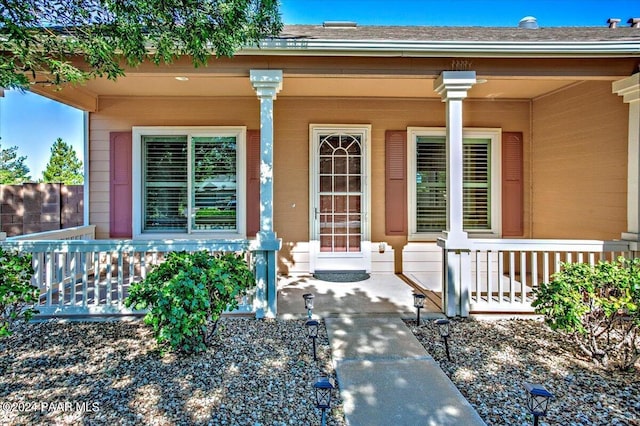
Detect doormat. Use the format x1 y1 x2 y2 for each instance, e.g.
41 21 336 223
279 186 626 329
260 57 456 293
313 271 370 282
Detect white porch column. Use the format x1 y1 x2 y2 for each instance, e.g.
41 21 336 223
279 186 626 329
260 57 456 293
250 69 283 318
434 71 476 317
250 70 283 240
613 73 640 247
434 71 477 245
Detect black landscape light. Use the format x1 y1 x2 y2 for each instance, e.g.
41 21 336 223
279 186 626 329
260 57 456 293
434 318 451 361
303 293 315 318
306 319 319 360
313 376 336 426
413 292 425 325
524 382 554 426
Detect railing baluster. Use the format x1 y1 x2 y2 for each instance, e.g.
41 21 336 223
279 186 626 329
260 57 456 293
509 251 516 303
520 251 527 305
498 251 504 304
486 251 493 305
45 251 53 307
543 252 550 283
531 251 538 304
33 253 43 305
70 249 77 306
57 252 65 306
117 250 124 305
82 252 89 308
93 251 100 306
106 251 113 304
474 250 480 304
141 251 147 280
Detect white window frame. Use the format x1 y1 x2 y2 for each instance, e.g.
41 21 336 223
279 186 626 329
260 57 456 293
132 126 247 240
407 127 502 241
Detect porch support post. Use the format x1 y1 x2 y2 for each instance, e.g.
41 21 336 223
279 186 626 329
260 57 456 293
434 71 476 317
250 69 283 318
613 73 640 249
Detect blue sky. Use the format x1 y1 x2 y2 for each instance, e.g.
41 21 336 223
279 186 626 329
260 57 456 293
1 0 638 179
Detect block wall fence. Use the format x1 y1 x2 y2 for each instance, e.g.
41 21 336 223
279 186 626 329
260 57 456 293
0 184 84 237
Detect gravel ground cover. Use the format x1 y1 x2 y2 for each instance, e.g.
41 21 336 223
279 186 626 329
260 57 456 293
0 318 346 426
3 317 639 426
408 318 640 426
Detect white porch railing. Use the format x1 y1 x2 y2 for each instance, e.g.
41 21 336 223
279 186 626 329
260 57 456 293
5 225 96 241
0 233 277 318
439 238 634 316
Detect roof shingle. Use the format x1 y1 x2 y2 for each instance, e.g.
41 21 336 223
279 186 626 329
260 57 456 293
278 24 640 43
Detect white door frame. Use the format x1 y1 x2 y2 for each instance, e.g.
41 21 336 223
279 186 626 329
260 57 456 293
309 124 372 272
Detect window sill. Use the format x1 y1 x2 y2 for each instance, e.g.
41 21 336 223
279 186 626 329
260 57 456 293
133 232 246 241
408 231 501 242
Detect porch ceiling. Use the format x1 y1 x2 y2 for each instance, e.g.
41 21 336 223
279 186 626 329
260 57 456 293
32 74 579 111
29 54 636 111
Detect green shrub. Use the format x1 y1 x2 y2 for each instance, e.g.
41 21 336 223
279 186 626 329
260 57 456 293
532 257 640 370
195 207 236 218
125 250 255 354
0 247 38 336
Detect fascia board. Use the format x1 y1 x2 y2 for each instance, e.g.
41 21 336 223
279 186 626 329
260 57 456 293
238 38 640 58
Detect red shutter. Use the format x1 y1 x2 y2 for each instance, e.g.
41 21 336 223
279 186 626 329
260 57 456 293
246 130 261 236
385 130 408 236
502 132 524 237
110 132 132 238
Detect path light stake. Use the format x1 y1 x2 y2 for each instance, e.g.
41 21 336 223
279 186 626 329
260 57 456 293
313 376 336 426
413 292 425 325
306 319 319 361
302 293 315 319
524 382 554 426
434 318 451 361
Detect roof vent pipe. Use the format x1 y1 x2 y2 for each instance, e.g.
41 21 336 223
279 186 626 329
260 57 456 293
608 18 621 28
629 18 640 28
518 16 539 29
323 21 357 28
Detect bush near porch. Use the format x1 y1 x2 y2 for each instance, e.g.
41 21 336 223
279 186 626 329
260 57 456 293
124 250 255 354
0 247 38 337
532 257 640 371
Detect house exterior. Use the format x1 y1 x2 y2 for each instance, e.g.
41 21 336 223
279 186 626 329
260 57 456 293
5 20 640 318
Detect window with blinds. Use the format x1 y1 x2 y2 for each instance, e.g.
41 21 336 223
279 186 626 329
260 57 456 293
192 137 237 232
415 135 491 233
143 136 188 232
142 134 238 233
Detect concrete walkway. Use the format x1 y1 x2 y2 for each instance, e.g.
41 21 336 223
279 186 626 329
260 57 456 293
326 316 486 426
277 274 486 426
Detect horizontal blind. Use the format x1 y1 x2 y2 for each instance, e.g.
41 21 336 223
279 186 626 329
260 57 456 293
416 136 447 232
463 138 490 230
143 136 188 232
192 136 238 231
416 136 490 232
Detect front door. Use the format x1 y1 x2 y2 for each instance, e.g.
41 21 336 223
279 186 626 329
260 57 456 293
310 125 371 272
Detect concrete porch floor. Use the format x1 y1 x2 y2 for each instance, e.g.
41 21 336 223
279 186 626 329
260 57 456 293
277 273 442 319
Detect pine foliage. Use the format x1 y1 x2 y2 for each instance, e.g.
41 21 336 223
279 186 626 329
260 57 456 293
42 138 84 184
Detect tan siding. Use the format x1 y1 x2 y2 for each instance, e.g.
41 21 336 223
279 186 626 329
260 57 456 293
532 81 627 239
89 96 531 272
